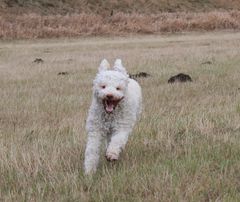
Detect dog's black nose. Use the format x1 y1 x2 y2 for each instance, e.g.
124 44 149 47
106 94 113 99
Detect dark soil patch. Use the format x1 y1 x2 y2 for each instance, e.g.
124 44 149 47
33 58 44 63
168 73 192 83
129 72 151 79
57 71 69 76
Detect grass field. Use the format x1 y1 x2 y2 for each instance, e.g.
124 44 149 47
1 0 240 40
2 0 240 14
1 11 240 39
0 32 240 201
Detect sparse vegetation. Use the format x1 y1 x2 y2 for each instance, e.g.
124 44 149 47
0 32 240 201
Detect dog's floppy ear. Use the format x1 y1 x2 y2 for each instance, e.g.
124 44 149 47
99 59 110 72
113 59 128 75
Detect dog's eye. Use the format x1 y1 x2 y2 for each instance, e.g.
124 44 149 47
101 85 106 89
116 87 121 91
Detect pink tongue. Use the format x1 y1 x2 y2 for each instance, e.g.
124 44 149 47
106 103 114 113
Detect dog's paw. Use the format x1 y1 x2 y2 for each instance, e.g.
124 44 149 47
105 150 119 162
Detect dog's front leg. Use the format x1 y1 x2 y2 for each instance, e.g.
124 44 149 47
84 133 103 175
105 130 130 161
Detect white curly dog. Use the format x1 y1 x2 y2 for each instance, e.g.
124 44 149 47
84 59 142 174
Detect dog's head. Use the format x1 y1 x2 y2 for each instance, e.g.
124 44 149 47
93 59 129 113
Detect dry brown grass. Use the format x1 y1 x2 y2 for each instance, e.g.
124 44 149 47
2 0 240 14
0 32 240 201
1 11 240 39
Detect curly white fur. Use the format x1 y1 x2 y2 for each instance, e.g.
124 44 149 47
84 59 142 174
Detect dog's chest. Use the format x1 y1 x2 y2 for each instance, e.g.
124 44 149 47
99 110 124 132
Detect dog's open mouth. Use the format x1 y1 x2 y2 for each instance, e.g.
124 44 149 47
103 98 123 113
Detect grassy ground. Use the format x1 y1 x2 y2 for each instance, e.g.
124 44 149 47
1 1 240 39
0 32 240 201
2 0 240 39
2 0 240 14
1 11 240 39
